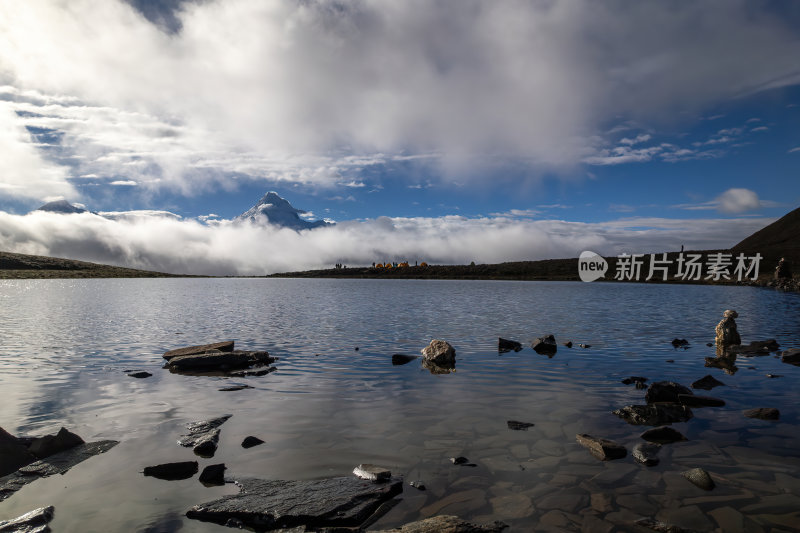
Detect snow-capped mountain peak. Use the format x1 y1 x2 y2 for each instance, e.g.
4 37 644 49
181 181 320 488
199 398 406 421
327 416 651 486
235 191 331 230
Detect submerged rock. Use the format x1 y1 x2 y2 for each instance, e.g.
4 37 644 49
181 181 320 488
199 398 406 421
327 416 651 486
729 339 780 355
671 338 689 347
353 464 391 482
421 340 456 366
0 440 118 502
704 355 738 375
635 517 697 533
199 464 226 486
127 371 152 379
241 436 264 449
682 467 715 491
632 442 661 466
0 428 36 478
498 338 522 352
163 341 235 361
743 407 780 420
691 374 725 390
449 456 476 467
143 461 198 481
370 515 508 532
621 376 648 386
645 381 692 404
185 476 403 530
506 420 535 431
0 506 54 533
28 428 84 460
408 480 426 491
677 394 725 407
178 415 231 458
575 434 627 461
613 404 693 426
715 310 741 348
781 348 800 365
531 335 557 356
391 354 419 366
640 426 687 444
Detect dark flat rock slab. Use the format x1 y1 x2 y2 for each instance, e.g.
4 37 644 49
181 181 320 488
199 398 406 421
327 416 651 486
677 394 725 407
781 348 800 365
163 341 235 361
613 404 693 426
506 420 534 431
640 426 687 444
178 415 231 457
218 385 253 392
0 440 118 502
371 515 508 532
743 407 780 420
143 461 198 480
575 434 626 461
127 371 152 379
186 476 403 530
531 335 557 356
168 351 273 372
353 464 391 481
691 374 725 390
0 505 54 533
28 428 84 460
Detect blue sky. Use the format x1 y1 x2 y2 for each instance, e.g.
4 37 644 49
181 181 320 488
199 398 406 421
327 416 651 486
0 1 798 274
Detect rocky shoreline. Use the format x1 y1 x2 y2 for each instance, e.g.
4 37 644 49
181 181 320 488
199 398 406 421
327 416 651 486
1 311 798 532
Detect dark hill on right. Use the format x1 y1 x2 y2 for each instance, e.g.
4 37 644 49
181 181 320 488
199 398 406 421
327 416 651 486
733 205 800 271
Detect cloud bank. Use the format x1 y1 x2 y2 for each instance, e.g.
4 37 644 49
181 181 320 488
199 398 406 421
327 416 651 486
1 1 799 201
0 211 771 276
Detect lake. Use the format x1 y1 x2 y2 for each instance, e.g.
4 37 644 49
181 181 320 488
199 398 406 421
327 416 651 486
1 278 799 532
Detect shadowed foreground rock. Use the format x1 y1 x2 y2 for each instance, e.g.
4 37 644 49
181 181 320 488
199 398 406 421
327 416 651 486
690 374 725 390
371 515 508 532
613 404 693 425
0 428 36 478
498 338 522 352
186 476 403 530
167 350 274 373
743 407 780 420
0 506 54 533
640 426 687 444
0 440 118 502
682 467 715 491
632 442 661 466
635 517 699 532
782 348 800 365
677 394 725 408
163 341 235 361
645 381 692 404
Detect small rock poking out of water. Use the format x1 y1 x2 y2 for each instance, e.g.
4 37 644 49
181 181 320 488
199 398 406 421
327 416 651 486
782 348 800 366
409 480 426 491
241 436 264 449
0 506 55 532
178 415 232 458
715 309 741 350
766 373 782 378
632 442 661 466
531 335 557 356
671 338 689 348
635 517 696 533
450 456 476 467
421 339 456 366
498 337 522 352
27 427 85 460
218 385 253 392
613 404 693 426
353 464 391 482
682 467 715 491
621 376 648 389
506 420 534 431
163 341 235 360
645 381 692 404
127 371 152 379
575 434 627 461
578 343 591 348
199 464 226 486
640 426 687 444
743 407 780 420
143 461 199 481
677 394 725 408
563 341 573 348
691 374 725 390
391 354 419 366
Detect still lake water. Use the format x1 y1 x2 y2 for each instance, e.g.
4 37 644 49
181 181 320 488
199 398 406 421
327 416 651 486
1 278 799 532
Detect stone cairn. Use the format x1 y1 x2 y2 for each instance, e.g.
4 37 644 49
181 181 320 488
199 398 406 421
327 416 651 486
774 257 792 280
715 309 741 356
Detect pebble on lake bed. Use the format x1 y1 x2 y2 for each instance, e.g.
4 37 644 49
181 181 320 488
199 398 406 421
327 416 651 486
681 467 715 491
575 434 627 461
743 407 780 420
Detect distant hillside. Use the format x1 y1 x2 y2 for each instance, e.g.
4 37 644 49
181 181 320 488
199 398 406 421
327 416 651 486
733 205 800 270
0 251 179 279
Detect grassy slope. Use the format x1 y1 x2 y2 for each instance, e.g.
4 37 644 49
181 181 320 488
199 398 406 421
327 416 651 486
0 251 179 279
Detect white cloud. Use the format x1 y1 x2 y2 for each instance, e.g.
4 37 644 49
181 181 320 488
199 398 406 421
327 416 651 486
110 180 137 186
0 210 773 276
789 147 800 153
673 187 764 214
0 1 799 200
